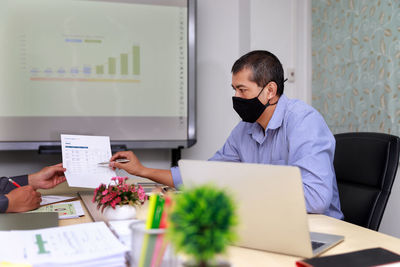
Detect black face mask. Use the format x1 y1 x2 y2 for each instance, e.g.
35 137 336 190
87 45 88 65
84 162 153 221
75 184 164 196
232 87 277 123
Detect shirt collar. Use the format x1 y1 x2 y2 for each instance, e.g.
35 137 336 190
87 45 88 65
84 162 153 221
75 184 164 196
245 94 288 142
266 94 288 130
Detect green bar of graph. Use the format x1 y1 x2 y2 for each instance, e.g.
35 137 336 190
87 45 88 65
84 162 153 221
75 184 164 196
96 65 104 74
108 57 116 75
132 46 140 75
120 54 128 75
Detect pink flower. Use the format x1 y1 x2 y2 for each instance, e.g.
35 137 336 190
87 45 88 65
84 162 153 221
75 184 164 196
93 177 147 212
123 184 129 192
138 188 146 201
117 177 124 184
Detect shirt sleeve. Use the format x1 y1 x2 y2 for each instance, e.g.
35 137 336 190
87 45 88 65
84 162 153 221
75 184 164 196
170 166 183 188
1 175 28 194
170 123 243 188
209 125 241 162
0 175 29 213
0 195 9 213
286 108 336 214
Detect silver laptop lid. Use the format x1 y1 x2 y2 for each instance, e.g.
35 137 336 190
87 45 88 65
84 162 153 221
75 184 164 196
178 160 315 258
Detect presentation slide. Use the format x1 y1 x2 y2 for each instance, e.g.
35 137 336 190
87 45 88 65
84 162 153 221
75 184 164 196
0 0 187 117
0 0 190 143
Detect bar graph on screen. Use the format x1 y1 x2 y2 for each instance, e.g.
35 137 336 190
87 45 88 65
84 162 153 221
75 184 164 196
28 36 142 83
0 0 195 149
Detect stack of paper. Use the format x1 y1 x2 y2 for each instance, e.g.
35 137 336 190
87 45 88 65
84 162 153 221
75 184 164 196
40 195 78 206
0 222 128 267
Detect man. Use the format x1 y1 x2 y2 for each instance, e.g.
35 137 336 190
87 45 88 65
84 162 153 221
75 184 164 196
110 50 343 219
0 164 66 213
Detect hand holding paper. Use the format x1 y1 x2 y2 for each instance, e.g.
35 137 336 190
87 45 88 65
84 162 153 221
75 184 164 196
28 163 66 190
61 134 116 188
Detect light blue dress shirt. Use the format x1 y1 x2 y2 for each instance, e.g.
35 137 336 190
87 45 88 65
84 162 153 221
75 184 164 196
171 94 343 219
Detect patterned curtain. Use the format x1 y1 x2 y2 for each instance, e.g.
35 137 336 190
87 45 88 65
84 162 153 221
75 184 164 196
311 0 400 135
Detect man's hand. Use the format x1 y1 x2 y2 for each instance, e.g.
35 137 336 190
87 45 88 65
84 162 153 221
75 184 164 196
28 163 67 190
5 186 42 212
110 151 174 187
109 151 145 176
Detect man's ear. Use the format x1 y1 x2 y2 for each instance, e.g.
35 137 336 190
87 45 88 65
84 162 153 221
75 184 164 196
265 81 278 100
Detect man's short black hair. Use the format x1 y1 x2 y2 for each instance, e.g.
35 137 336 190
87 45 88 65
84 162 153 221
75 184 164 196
231 50 285 96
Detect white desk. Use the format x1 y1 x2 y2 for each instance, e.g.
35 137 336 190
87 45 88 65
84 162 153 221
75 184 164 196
61 195 400 266
227 215 400 266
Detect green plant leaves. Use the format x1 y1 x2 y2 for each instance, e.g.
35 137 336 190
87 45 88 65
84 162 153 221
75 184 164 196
168 185 237 264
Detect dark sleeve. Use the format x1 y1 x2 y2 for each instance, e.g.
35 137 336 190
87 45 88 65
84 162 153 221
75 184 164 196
0 195 9 213
0 175 29 194
0 175 28 213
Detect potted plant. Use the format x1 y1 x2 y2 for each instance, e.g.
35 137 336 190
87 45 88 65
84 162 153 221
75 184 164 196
168 184 237 267
92 176 147 220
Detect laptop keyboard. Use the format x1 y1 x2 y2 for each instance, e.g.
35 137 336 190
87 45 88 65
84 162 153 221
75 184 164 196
311 241 326 250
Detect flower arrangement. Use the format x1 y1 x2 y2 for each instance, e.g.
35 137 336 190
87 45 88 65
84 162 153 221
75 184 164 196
168 184 237 267
92 176 147 212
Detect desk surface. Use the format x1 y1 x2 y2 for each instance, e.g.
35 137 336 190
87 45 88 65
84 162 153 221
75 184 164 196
60 195 400 266
227 215 400 266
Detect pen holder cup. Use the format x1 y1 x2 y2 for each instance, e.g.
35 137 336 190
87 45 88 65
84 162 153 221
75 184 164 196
130 220 178 267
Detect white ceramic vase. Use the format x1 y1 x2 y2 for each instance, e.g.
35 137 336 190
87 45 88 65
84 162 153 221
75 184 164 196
103 205 137 221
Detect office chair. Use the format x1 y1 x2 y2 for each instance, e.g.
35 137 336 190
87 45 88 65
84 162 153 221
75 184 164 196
333 132 400 231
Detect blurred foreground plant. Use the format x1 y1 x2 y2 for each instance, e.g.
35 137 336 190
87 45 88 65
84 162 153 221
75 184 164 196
168 185 237 267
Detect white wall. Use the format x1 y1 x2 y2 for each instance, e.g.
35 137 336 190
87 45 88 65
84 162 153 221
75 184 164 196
182 0 312 161
182 0 242 160
249 0 311 104
378 171 400 237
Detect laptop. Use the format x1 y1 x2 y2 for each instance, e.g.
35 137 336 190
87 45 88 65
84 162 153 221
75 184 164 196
178 160 344 258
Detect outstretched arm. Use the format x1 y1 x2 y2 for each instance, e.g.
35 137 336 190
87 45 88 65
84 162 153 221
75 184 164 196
110 151 174 187
28 163 67 190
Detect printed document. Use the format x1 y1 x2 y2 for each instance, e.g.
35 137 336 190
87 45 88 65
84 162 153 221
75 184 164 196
61 134 116 188
40 195 77 206
0 222 128 266
30 201 85 219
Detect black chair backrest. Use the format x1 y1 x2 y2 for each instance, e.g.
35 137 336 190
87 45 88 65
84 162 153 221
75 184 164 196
334 132 400 231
